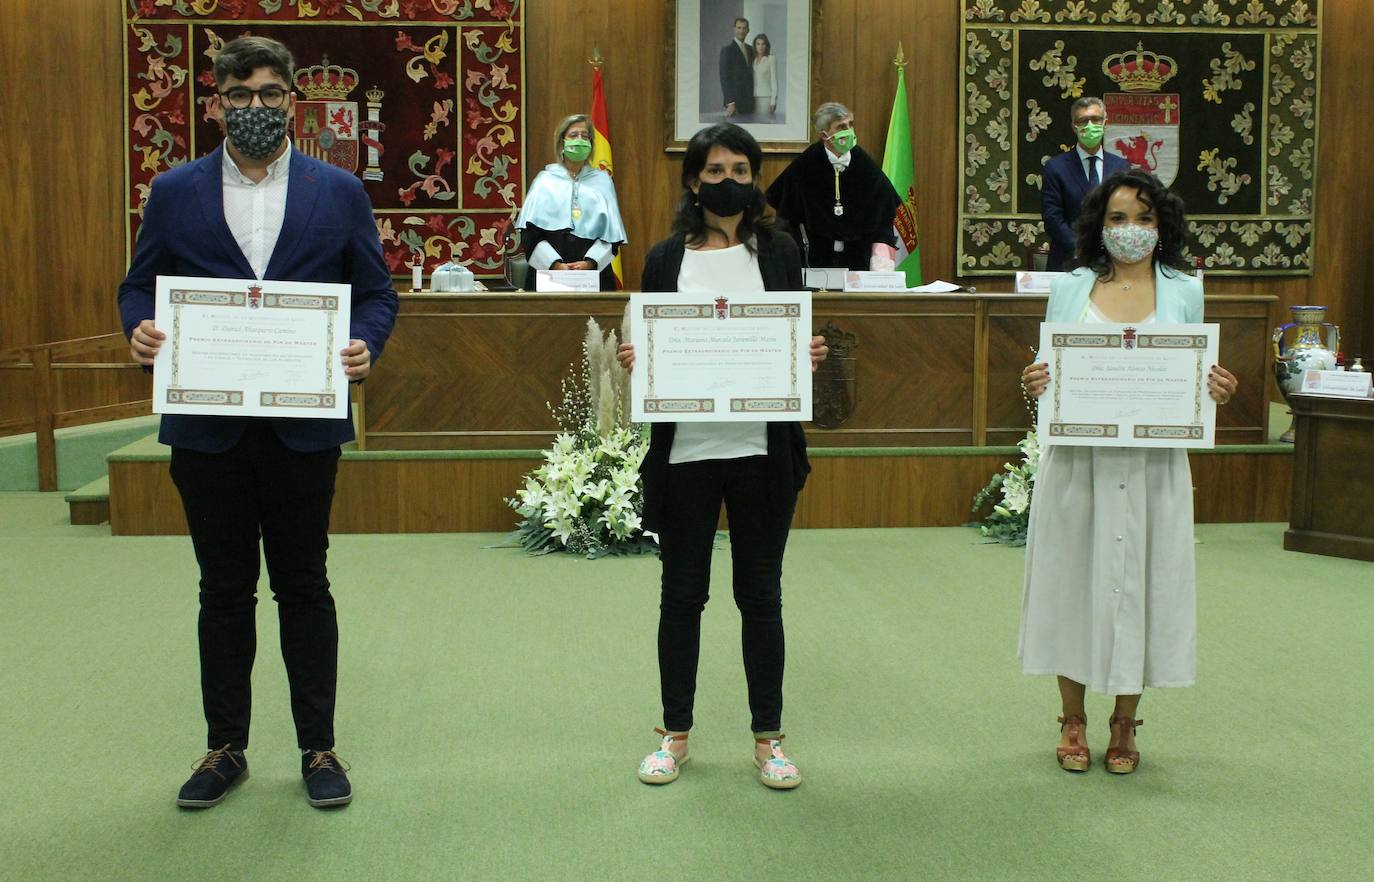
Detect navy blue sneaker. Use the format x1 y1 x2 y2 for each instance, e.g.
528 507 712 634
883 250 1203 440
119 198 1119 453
176 746 248 808
302 750 352 808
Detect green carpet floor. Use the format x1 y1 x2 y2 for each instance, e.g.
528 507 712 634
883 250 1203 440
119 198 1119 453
1 492 1370 881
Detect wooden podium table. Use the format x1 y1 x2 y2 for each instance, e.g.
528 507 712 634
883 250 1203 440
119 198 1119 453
107 291 1293 535
359 291 1276 450
1284 394 1374 561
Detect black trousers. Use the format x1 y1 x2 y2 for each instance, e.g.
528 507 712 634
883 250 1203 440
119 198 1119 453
657 455 796 734
169 422 342 751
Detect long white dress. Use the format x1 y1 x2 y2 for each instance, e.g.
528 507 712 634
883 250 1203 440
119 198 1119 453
1018 302 1197 695
752 56 776 109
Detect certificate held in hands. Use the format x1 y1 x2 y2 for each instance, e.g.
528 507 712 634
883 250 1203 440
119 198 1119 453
630 291 812 423
153 275 352 420
1036 322 1220 449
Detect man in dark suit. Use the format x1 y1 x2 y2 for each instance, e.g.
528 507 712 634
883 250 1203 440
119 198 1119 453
118 36 397 810
719 16 754 120
1040 96 1130 270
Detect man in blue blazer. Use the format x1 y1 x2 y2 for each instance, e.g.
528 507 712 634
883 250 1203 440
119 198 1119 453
118 36 397 811
1040 96 1130 270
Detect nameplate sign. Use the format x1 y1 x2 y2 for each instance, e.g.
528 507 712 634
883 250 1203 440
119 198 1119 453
1015 271 1066 294
844 271 909 292
535 270 600 292
1301 370 1373 399
803 267 847 291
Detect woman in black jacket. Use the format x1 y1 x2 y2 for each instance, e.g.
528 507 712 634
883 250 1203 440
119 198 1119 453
617 123 827 790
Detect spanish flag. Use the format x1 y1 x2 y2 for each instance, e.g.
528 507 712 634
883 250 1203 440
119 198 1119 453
589 65 624 289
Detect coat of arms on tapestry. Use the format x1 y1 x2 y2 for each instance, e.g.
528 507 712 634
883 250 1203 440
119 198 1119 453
959 0 1319 275
123 0 524 280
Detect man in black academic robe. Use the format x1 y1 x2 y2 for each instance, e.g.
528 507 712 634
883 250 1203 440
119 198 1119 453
766 102 902 271
719 17 754 119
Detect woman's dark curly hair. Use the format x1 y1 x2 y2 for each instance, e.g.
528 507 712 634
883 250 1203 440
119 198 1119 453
1074 168 1190 279
672 123 773 253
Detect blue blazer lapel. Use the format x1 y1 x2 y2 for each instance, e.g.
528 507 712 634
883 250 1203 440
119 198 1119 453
264 149 322 281
194 144 255 279
1069 155 1091 201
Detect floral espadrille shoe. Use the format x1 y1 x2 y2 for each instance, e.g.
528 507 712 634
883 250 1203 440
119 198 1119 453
637 728 689 785
754 735 801 790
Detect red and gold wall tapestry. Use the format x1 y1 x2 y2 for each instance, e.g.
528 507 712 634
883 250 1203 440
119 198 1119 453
123 0 524 279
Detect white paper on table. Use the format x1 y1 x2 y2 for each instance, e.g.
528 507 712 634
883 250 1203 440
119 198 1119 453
629 291 812 423
535 269 600 292
907 280 965 293
843 271 909 291
1036 321 1219 449
153 275 351 419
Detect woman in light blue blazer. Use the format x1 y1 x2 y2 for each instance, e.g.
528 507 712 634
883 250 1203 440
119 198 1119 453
1019 170 1237 775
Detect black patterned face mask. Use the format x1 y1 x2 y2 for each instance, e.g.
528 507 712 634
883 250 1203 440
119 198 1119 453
223 106 287 160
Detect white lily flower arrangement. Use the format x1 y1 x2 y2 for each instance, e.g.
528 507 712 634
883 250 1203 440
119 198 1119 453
505 318 657 558
971 429 1040 546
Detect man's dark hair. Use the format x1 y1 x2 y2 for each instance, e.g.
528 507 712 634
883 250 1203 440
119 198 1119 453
1075 169 1191 278
734 17 749 27
213 36 294 88
672 123 772 254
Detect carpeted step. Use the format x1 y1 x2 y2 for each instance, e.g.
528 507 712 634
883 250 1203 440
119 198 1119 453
64 475 110 525
0 415 160 492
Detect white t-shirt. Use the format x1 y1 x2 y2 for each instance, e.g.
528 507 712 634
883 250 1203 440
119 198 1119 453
669 244 769 464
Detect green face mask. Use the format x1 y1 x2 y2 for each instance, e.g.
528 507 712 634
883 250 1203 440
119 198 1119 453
1076 122 1104 149
563 138 592 162
829 128 857 154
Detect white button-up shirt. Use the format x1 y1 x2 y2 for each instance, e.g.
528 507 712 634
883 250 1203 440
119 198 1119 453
222 144 291 279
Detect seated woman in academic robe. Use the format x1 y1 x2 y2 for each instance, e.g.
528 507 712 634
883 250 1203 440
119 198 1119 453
514 114 627 291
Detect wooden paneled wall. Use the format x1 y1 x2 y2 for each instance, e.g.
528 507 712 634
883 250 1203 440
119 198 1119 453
2 0 1371 428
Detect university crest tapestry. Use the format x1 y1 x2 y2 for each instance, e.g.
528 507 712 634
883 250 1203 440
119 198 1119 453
123 0 524 279
959 0 1320 275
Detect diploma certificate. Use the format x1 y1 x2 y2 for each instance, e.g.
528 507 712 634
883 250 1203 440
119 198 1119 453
630 292 812 423
1036 322 1220 449
153 275 351 419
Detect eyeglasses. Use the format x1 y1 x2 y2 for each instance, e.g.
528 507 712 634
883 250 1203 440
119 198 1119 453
218 86 290 109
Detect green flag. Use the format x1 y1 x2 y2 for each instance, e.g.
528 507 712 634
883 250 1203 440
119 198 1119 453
881 65 922 286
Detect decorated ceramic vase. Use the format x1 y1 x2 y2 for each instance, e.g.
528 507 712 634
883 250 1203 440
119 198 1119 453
1272 305 1340 442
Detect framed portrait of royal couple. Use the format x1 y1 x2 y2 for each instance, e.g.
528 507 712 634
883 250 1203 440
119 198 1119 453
666 0 822 152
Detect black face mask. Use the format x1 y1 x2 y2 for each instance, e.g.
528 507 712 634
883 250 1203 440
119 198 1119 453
696 179 755 217
224 106 288 161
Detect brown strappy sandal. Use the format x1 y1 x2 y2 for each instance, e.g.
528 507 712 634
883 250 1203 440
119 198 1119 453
1056 714 1090 772
1105 716 1143 774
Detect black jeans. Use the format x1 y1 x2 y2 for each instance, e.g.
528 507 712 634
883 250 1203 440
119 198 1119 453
169 422 342 751
657 455 796 734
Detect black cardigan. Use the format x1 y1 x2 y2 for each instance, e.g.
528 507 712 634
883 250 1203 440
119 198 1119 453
638 231 812 533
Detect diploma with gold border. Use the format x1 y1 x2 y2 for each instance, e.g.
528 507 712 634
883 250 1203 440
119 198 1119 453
1036 321 1220 449
152 275 351 420
630 291 812 423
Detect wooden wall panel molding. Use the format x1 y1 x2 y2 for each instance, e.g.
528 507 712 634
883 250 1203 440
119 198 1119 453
107 446 1289 535
361 292 1275 450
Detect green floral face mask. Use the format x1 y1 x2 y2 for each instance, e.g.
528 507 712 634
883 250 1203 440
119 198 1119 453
1076 122 1105 149
563 138 592 162
829 128 857 154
